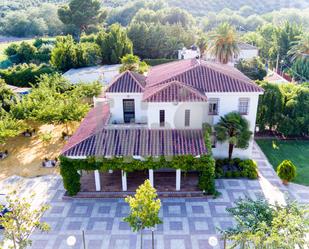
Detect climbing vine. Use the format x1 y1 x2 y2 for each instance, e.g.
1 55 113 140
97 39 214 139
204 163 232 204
60 124 216 196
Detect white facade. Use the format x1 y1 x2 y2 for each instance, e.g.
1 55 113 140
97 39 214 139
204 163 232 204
178 47 200 60
104 91 261 159
234 48 259 61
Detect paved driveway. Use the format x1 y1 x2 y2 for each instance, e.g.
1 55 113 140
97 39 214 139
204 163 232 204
0 141 308 249
27 177 264 249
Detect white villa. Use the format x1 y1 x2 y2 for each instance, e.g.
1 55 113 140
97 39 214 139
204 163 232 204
62 59 263 192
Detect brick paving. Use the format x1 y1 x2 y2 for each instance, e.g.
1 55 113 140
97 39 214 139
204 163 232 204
0 141 308 249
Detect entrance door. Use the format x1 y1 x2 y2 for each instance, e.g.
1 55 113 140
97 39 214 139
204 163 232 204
123 99 135 123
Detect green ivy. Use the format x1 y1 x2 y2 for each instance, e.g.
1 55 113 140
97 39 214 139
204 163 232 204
60 125 216 196
60 154 216 196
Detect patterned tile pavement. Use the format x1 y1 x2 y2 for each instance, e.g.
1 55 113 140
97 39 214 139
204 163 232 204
0 141 308 249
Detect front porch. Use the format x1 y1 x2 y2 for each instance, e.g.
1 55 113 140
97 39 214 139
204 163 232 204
78 169 201 197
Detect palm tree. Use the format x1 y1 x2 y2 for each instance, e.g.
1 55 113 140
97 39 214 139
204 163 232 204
288 33 309 61
214 112 252 160
207 23 239 64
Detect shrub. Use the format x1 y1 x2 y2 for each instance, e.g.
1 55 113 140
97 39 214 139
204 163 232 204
239 159 258 179
0 63 55 87
143 58 176 66
277 160 296 183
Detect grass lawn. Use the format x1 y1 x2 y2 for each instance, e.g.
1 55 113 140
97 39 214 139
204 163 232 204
256 139 309 186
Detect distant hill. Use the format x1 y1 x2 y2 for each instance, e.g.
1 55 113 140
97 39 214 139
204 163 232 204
167 0 309 16
0 0 66 16
102 0 309 16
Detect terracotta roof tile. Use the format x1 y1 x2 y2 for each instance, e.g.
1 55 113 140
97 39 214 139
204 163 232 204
106 70 146 93
63 128 207 157
61 103 110 155
143 81 207 102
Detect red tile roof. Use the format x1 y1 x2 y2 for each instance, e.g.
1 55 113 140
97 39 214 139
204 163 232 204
146 59 263 93
106 70 146 93
143 81 207 102
63 128 207 157
61 103 110 155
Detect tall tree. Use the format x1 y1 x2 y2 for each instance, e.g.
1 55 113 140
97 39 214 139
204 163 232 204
58 0 102 40
124 180 162 249
50 35 76 72
96 24 133 64
288 33 309 62
215 112 252 160
0 193 50 249
256 81 284 132
207 23 239 64
222 198 309 249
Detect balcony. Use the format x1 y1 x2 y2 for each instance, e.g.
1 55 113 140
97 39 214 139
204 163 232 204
105 116 147 129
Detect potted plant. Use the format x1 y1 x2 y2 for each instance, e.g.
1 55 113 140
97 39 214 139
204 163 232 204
276 160 296 185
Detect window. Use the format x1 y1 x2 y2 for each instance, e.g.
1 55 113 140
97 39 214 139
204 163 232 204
239 98 249 115
159 110 165 127
185 109 190 127
123 99 135 123
208 98 219 115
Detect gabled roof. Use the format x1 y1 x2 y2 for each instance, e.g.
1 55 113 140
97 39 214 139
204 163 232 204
143 81 207 102
62 128 207 157
238 42 258 50
146 59 263 93
106 70 146 93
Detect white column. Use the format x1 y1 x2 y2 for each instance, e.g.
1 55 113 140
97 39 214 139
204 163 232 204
121 170 127 191
94 170 101 191
176 169 181 191
149 169 154 187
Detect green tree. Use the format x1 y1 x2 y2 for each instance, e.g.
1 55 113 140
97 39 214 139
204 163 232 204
0 111 25 144
119 54 148 74
58 0 102 40
288 33 309 62
207 22 239 64
214 112 252 160
11 74 90 132
0 192 50 249
256 81 284 132
50 35 76 72
236 58 267 80
0 79 15 111
222 198 309 249
96 24 133 64
124 180 162 249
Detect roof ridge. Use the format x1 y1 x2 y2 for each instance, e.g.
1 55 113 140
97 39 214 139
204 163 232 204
148 59 199 87
143 80 207 102
127 70 145 90
105 70 126 92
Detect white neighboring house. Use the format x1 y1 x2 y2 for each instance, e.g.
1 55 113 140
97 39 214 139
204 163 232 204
63 64 121 85
178 45 200 60
234 43 259 61
63 59 263 161
205 42 259 65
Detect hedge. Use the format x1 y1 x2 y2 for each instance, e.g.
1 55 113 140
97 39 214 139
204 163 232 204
215 158 258 179
60 155 216 196
0 63 55 87
143 58 176 66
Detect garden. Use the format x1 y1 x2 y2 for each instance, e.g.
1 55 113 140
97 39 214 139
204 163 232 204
256 139 309 186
